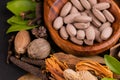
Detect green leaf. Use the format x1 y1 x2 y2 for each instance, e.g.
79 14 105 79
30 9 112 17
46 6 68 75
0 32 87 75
7 16 28 25
7 0 36 15
6 24 37 34
104 55 120 75
101 78 116 80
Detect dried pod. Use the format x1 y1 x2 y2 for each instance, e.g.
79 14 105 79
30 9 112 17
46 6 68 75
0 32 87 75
93 2 110 10
27 38 51 59
60 2 72 17
70 0 84 11
80 0 91 10
14 30 30 55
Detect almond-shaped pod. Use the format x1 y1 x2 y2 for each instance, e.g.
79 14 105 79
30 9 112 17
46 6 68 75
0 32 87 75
101 26 113 40
70 37 83 45
14 30 30 55
92 8 106 23
53 16 63 30
66 24 77 37
103 10 115 23
85 26 95 40
80 0 91 10
99 22 111 32
70 0 84 11
59 26 69 40
93 2 110 10
60 2 72 17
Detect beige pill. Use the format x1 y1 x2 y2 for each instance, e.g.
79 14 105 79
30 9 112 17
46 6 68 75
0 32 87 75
53 16 63 30
103 10 115 23
59 26 69 40
64 13 80 24
80 0 91 10
70 6 79 14
84 39 94 45
93 2 110 10
101 26 113 40
99 22 111 32
92 8 106 23
88 0 97 6
87 10 101 27
76 30 85 39
74 15 92 23
85 26 95 40
74 22 90 29
66 24 77 37
60 2 72 17
70 37 83 45
70 0 84 11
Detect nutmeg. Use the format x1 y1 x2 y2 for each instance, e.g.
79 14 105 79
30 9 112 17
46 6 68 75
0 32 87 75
14 30 30 55
27 38 51 59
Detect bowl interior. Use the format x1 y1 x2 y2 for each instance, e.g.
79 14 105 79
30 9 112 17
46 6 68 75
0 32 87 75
44 0 120 56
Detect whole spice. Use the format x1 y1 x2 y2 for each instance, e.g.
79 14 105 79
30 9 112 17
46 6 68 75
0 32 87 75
31 26 47 39
10 56 48 80
14 30 30 57
21 57 45 67
27 38 51 59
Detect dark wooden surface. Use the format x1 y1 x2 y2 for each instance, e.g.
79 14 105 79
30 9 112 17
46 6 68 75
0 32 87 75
0 0 26 80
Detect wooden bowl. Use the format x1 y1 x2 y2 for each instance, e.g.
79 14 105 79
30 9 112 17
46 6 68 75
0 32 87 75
44 0 120 56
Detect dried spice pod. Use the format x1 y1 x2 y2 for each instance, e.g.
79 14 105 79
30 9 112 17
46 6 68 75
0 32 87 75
14 30 30 56
27 38 51 59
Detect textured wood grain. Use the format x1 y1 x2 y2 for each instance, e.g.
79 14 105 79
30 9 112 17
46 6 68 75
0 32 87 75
44 0 120 56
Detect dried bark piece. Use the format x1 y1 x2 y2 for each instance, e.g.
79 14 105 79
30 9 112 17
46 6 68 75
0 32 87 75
18 73 41 80
21 57 45 67
76 60 113 78
45 56 68 80
10 56 48 80
53 52 105 69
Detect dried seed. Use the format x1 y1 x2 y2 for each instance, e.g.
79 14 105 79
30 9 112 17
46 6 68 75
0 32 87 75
53 16 63 30
74 22 90 29
70 0 84 11
74 15 92 23
60 2 72 17
64 13 80 24
76 30 85 40
14 30 30 55
88 0 97 6
70 37 83 45
85 26 95 40
93 2 110 10
66 24 77 37
101 26 113 40
87 10 102 27
84 39 94 45
70 6 79 14
80 0 91 10
103 10 115 23
59 26 69 40
99 22 111 32
93 26 102 42
92 8 106 23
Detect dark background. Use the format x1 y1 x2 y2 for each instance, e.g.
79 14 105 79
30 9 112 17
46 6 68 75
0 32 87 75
0 0 26 80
